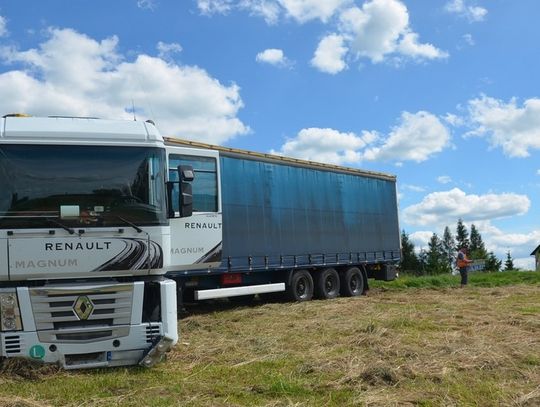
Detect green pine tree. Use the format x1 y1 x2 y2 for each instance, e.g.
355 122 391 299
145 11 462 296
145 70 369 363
485 251 502 272
504 251 515 271
469 224 488 259
426 233 448 274
400 230 420 275
418 249 428 276
441 226 456 271
456 219 469 251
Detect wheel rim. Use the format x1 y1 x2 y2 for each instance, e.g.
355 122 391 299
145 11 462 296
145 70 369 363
350 274 361 294
325 276 336 295
296 277 307 298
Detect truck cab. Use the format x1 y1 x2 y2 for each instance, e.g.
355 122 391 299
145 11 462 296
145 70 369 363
0 116 177 368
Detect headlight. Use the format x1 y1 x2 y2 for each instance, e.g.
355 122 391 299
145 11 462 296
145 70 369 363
0 290 22 331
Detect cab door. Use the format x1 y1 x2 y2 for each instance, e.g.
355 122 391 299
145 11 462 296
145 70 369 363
0 231 8 281
166 146 222 271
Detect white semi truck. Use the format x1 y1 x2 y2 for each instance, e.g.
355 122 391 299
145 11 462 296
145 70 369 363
0 115 400 369
0 115 213 369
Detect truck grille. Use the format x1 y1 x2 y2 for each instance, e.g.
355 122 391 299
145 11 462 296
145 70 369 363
29 283 134 343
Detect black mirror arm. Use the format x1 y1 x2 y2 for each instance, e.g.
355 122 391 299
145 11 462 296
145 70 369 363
166 181 176 218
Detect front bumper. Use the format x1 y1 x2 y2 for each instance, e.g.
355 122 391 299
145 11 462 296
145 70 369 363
0 323 173 369
0 278 178 369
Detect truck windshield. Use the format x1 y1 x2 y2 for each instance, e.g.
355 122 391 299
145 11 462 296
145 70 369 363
0 145 167 229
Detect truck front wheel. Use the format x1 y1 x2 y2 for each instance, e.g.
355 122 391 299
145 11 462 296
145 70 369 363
340 267 365 297
315 268 340 299
287 269 314 302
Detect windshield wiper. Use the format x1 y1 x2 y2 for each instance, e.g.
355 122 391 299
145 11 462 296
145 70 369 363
114 215 143 233
1 214 78 234
46 218 77 235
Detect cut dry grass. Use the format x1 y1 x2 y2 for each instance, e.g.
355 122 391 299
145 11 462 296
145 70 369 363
0 358 61 380
0 283 538 406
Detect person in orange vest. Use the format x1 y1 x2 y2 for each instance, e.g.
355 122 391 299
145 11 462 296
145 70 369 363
457 246 473 287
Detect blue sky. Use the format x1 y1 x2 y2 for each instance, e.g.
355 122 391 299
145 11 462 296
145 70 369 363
1 0 539 268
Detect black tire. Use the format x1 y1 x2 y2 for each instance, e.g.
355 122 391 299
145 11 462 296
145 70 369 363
340 267 365 297
287 269 314 302
314 268 340 299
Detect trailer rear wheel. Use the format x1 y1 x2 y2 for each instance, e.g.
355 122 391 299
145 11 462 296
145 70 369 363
340 267 364 297
287 269 314 302
315 268 340 299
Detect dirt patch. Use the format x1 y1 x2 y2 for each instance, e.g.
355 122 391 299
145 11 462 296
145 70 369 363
360 366 399 386
0 396 52 407
0 358 60 381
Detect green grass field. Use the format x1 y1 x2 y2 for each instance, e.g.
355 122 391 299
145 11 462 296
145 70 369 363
371 269 540 289
0 271 539 406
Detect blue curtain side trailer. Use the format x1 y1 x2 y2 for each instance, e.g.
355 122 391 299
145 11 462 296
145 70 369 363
165 138 401 303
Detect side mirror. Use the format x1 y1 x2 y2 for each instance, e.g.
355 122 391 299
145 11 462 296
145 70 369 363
180 165 194 182
179 165 194 218
166 165 195 219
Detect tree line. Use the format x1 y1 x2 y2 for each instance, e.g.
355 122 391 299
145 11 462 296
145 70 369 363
400 219 516 275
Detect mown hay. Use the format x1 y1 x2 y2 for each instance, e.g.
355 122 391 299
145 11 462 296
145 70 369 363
0 285 538 406
0 396 52 407
0 358 60 381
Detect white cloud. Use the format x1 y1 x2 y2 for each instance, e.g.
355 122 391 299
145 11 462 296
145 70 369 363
311 34 348 74
475 222 539 269
277 0 352 23
339 1 406 63
137 0 157 11
487 226 540 251
339 0 447 63
197 0 233 15
513 257 534 271
0 28 249 144
462 33 475 46
467 6 488 22
444 0 463 13
242 1 282 24
409 231 433 251
397 32 448 60
402 188 530 227
437 176 452 184
156 41 182 59
271 127 376 165
198 0 446 72
362 111 451 163
256 48 291 67
272 110 451 165
444 0 487 23
0 15 7 37
444 113 464 127
197 0 350 23
467 95 540 158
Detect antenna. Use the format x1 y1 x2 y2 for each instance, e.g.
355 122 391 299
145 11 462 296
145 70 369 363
133 76 156 126
131 99 136 121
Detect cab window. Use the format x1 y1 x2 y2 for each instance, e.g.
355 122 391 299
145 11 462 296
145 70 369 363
169 155 218 213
